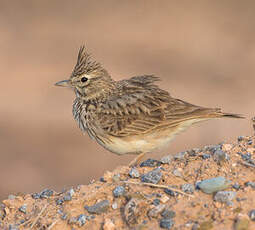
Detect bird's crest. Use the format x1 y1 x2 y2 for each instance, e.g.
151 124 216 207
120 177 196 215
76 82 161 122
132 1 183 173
71 45 103 77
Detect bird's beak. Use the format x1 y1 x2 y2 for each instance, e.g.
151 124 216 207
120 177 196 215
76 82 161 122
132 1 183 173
55 79 70 87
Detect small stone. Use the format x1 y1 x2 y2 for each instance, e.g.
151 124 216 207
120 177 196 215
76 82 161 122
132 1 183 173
160 195 169 203
140 158 161 167
77 214 86 227
207 144 222 153
172 168 182 177
103 218 115 230
214 191 236 203
249 209 255 221
152 198 160 206
141 168 162 184
113 186 125 197
181 184 194 194
111 202 118 209
245 182 255 189
247 139 253 145
232 182 240 190
148 204 166 218
164 187 179 197
161 209 176 219
198 177 231 194
213 149 229 162
100 177 107 182
159 218 174 229
61 213 68 220
32 193 40 199
112 174 120 182
238 136 245 142
202 154 211 159
40 189 54 198
56 198 64 205
85 200 110 214
18 204 27 214
234 218 249 230
240 153 251 161
129 168 140 178
160 155 173 164
174 151 187 160
64 188 75 201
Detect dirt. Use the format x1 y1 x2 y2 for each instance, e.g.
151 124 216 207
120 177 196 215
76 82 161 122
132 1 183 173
1 135 255 230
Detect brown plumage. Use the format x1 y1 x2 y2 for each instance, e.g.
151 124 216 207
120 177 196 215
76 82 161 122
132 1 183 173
55 46 244 161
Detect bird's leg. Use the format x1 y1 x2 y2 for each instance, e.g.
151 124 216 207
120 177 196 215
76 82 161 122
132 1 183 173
128 152 145 167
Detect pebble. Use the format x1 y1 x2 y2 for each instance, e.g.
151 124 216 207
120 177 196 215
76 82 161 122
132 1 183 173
181 184 194 194
238 136 245 142
18 204 27 214
85 200 110 214
198 176 231 194
232 182 241 190
249 209 255 221
148 204 166 218
159 218 174 229
31 193 41 199
64 188 75 201
174 151 187 160
213 149 230 162
214 191 236 204
56 198 64 205
141 168 162 184
140 158 161 167
112 174 120 182
202 154 211 159
77 214 86 227
207 144 222 153
40 189 54 198
240 153 251 161
61 213 68 220
245 182 255 189
129 168 140 178
172 169 182 177
161 209 176 219
111 202 118 209
113 186 125 197
152 198 161 206
160 155 172 164
164 188 179 197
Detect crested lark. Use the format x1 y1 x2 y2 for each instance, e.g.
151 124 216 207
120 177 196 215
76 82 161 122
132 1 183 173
55 46 244 165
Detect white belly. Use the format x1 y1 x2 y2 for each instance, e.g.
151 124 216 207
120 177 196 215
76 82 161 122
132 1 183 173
102 118 208 155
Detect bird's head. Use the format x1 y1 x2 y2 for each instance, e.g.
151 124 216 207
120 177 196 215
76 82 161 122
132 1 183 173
55 46 114 101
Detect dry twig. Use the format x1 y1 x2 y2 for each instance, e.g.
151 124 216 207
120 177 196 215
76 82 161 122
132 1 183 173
123 181 194 198
30 204 48 229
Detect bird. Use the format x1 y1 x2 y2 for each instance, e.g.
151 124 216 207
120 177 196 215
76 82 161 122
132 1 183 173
55 46 244 166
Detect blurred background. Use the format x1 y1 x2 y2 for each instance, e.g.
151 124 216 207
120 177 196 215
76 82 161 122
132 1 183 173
0 0 254 200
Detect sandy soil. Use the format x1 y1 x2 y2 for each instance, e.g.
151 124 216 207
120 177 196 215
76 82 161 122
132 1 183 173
1 135 255 230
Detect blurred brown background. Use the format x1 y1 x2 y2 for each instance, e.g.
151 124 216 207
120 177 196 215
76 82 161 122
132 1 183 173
0 0 254 200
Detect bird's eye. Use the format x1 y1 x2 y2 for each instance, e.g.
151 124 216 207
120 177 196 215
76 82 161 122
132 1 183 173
80 77 88 83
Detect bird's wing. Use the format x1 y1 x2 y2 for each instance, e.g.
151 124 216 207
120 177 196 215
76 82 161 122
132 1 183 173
95 75 207 137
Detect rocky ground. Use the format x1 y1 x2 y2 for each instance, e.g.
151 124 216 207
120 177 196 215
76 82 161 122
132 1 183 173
1 135 255 230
